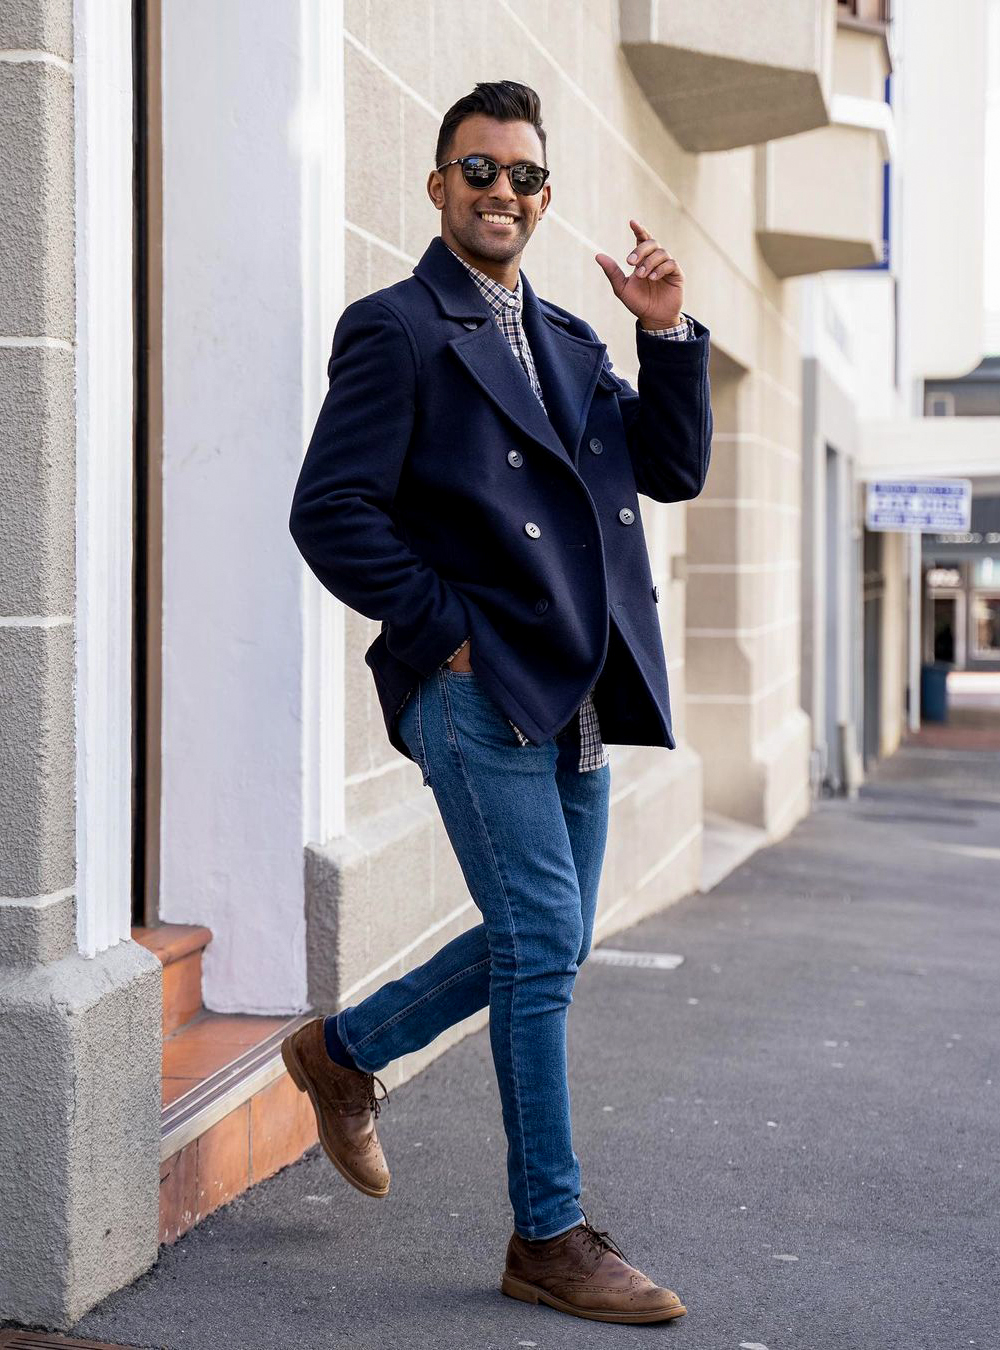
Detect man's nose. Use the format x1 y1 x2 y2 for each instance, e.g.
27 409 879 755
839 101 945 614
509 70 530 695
492 168 519 200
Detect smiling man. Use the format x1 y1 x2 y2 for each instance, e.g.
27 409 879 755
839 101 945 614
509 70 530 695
286 81 712 1324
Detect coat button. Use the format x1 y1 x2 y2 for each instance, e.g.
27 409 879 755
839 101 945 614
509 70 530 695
507 449 523 467
619 507 635 525
589 437 603 454
534 598 549 614
524 521 541 538
462 320 479 330
652 584 660 603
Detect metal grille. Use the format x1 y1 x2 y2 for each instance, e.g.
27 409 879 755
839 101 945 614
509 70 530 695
0 1333 136 1349
588 948 684 971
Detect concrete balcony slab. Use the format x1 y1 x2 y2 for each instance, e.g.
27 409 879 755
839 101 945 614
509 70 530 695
620 0 835 152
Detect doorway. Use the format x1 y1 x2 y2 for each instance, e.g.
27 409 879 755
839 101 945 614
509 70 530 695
131 0 163 927
932 595 958 664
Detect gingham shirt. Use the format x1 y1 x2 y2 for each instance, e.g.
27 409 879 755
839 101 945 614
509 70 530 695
444 248 694 771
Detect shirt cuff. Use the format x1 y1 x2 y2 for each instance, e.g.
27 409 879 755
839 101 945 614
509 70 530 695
642 315 695 341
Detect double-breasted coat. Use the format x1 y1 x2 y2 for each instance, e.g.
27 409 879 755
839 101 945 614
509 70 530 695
289 236 713 763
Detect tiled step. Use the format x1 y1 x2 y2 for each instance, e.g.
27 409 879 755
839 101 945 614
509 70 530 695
158 1011 317 1244
133 923 213 1036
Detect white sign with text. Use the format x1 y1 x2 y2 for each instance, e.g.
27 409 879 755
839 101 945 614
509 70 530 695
865 479 972 533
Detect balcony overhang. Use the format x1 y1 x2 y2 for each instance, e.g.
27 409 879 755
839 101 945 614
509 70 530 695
619 0 835 152
857 417 1000 482
755 21 892 279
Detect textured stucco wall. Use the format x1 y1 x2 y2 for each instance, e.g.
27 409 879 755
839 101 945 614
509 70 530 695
0 0 163 1328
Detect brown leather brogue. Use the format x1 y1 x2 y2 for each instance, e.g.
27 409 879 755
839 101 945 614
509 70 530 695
501 1217 687 1324
280 1018 390 1197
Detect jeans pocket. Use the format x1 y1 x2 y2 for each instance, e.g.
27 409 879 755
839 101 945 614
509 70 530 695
440 666 529 751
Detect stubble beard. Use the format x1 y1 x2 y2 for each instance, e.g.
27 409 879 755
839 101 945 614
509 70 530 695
447 205 531 267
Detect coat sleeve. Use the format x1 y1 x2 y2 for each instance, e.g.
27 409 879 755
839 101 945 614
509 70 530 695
600 316 713 504
289 297 471 677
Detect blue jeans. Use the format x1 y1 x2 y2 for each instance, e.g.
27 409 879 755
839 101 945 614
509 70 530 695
330 665 611 1240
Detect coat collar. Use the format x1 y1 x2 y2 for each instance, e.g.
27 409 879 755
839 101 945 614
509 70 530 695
413 238 607 469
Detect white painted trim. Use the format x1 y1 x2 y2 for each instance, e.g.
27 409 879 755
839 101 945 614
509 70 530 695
73 0 135 958
300 0 347 844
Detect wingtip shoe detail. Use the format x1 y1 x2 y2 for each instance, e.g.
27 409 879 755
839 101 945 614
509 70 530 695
281 1018 391 1198
501 1218 687 1324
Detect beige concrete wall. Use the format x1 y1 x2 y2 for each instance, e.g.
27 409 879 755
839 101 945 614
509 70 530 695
323 0 813 1022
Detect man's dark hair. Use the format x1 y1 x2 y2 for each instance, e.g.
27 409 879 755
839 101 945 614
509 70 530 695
435 81 547 168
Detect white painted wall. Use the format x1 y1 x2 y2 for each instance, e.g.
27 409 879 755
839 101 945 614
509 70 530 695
895 0 988 381
159 0 344 1012
824 271 898 422
984 0 1000 355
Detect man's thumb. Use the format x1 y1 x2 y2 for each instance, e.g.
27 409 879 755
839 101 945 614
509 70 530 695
595 253 626 296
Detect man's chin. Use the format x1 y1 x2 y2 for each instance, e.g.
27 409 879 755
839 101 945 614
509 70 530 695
454 223 529 264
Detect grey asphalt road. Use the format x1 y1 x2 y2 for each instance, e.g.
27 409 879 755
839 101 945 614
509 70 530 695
75 744 1000 1350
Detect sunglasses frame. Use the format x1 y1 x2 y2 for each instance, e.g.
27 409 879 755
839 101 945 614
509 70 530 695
435 154 551 196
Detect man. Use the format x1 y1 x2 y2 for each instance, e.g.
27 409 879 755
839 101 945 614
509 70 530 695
285 81 711 1325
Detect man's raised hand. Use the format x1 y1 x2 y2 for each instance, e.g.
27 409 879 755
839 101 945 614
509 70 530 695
595 219 686 331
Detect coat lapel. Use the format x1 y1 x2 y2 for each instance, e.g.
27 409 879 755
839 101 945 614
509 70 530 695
519 274 607 465
413 238 606 471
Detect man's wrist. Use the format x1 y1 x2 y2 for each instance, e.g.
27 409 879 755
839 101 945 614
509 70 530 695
640 314 684 332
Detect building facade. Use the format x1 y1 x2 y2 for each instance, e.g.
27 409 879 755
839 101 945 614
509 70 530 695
0 0 988 1327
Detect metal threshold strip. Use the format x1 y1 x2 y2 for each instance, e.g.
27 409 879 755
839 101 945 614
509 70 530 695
160 1013 310 1162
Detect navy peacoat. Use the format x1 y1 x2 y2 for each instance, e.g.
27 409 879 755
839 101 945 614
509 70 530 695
289 236 713 762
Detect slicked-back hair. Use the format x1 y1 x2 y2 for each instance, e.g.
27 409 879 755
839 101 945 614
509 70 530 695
435 81 547 168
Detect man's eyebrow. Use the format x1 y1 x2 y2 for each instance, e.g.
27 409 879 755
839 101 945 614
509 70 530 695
462 150 541 163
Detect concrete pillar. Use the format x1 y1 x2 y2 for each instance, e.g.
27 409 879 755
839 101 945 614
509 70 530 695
0 0 161 1327
685 342 812 838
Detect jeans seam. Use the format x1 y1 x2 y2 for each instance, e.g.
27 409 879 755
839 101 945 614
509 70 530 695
350 956 491 1051
414 674 430 784
441 675 536 1233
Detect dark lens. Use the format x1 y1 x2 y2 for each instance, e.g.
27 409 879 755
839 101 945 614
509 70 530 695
462 156 498 187
510 164 547 195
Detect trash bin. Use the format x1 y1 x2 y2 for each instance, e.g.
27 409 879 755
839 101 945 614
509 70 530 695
920 663 950 723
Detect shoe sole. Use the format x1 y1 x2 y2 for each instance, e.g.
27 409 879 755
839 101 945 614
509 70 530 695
500 1273 687 1324
280 1034 390 1199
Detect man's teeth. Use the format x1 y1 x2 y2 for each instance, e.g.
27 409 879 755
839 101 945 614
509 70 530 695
481 213 515 224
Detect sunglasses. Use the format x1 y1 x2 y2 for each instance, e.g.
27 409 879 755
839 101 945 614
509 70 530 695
435 154 550 196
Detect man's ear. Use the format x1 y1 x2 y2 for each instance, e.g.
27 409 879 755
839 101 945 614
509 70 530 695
537 183 551 218
427 170 445 211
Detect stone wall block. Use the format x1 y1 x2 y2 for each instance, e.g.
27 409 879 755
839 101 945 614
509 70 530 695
0 621 75 897
0 60 75 338
0 346 75 614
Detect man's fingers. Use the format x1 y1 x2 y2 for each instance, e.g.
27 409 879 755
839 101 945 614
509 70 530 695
632 247 670 277
648 259 681 282
595 252 627 295
630 218 651 245
626 239 660 267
